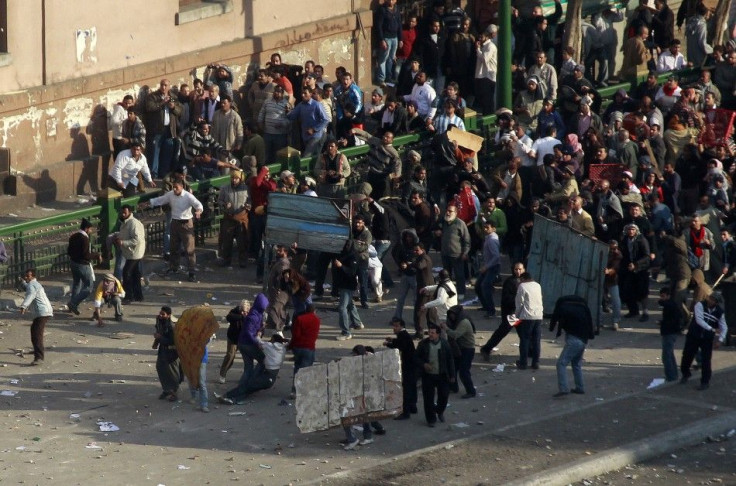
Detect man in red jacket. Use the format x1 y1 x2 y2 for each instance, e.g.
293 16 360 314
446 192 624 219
248 165 278 280
288 303 320 397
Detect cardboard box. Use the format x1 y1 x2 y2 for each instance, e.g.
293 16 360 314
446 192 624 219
447 126 484 153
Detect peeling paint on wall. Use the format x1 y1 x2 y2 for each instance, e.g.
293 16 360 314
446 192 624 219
320 38 352 64
63 98 94 130
0 107 43 150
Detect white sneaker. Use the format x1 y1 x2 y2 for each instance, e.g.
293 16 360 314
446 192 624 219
217 375 226 384
336 333 352 341
201 407 210 413
343 439 360 450
359 438 374 445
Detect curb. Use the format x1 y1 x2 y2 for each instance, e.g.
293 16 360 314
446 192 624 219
502 411 736 486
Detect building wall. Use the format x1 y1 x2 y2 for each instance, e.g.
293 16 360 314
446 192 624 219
0 1 372 205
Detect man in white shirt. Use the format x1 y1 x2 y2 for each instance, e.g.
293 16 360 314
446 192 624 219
403 71 437 124
108 142 157 197
147 180 204 281
108 94 135 157
530 125 561 167
515 272 544 370
474 28 497 115
656 39 688 73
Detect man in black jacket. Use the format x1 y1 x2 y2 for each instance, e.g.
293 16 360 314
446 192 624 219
384 317 417 419
67 218 101 315
414 323 455 427
549 295 595 397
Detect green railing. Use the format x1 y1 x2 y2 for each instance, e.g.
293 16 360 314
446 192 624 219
0 67 701 287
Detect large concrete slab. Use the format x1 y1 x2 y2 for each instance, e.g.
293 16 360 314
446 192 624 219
294 349 402 433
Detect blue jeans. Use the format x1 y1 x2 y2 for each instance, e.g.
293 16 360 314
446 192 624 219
70 262 95 308
113 247 126 281
393 274 417 320
338 288 362 335
477 264 500 313
292 347 315 391
303 132 326 158
441 254 466 296
344 422 372 442
518 319 542 367
608 284 621 324
228 344 264 399
556 334 586 393
661 334 679 382
373 240 393 287
163 210 173 255
377 37 398 83
189 361 208 408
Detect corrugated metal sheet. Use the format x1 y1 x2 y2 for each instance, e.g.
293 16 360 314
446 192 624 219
526 214 609 328
265 193 352 253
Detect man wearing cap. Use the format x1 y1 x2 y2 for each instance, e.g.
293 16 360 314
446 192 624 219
657 39 688 73
278 170 298 194
146 181 203 282
218 169 250 267
92 273 125 326
108 142 157 197
114 205 146 302
679 292 727 390
364 88 386 134
67 219 102 315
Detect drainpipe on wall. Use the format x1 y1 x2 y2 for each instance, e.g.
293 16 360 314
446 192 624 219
41 0 47 85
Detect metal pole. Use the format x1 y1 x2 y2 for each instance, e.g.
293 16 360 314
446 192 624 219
497 0 513 109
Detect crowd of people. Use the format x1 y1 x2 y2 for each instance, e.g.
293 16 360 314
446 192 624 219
13 0 736 447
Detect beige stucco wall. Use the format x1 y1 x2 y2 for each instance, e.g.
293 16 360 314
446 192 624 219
0 2 372 204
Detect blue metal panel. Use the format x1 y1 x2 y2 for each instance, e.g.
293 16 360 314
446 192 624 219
265 193 352 253
527 215 609 328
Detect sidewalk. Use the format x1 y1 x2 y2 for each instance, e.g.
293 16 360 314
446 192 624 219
1 251 735 485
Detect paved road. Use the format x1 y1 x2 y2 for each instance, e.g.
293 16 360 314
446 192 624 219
1 247 735 485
